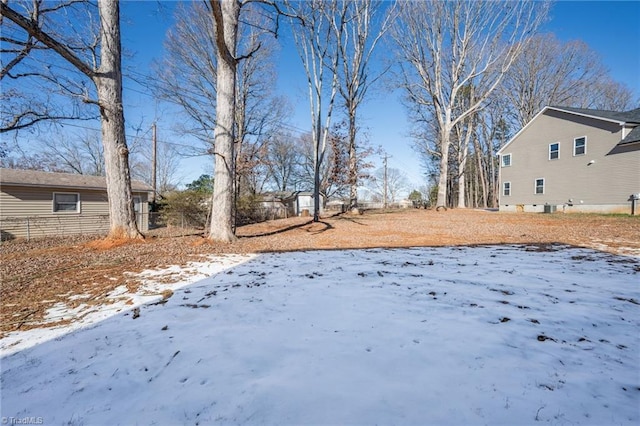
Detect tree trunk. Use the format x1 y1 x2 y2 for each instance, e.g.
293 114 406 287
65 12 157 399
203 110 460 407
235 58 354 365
313 131 322 222
208 0 239 242
474 138 488 208
435 127 450 209
348 109 358 211
95 0 142 239
457 151 467 208
1 0 142 239
488 148 498 208
457 123 472 209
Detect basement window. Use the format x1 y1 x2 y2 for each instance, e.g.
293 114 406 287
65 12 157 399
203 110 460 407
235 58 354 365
53 192 80 213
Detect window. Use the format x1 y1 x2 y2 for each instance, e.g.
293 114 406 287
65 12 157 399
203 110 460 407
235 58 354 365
549 143 559 160
503 182 511 196
501 154 512 167
53 192 80 213
574 137 586 156
534 178 545 195
133 196 141 213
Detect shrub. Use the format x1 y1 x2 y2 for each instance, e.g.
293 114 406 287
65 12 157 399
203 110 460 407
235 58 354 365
235 193 268 225
158 190 211 229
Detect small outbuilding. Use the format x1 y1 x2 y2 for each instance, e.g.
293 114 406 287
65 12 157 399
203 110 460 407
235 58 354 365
258 191 325 218
0 168 152 240
294 191 323 217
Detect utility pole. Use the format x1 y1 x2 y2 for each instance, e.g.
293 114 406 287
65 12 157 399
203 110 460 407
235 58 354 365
151 122 157 204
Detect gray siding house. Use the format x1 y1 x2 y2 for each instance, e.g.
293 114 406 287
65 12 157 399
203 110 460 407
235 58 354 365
497 106 640 214
0 168 152 239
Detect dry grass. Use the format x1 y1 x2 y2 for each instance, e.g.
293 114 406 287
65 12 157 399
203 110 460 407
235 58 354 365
1 209 639 335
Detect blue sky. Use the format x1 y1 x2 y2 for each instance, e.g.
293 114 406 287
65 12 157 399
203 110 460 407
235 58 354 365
118 1 640 190
544 1 640 93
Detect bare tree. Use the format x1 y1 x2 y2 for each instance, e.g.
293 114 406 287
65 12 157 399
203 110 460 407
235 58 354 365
475 101 511 208
154 141 181 194
156 1 284 240
451 84 480 208
285 0 342 221
265 131 303 192
393 0 548 209
500 33 635 128
7 123 180 189
130 129 181 195
297 130 349 203
0 138 64 171
154 1 219 147
453 33 636 209
333 0 393 212
37 130 105 176
207 0 241 242
1 1 99 132
369 166 408 204
1 0 142 238
589 80 636 111
234 22 289 199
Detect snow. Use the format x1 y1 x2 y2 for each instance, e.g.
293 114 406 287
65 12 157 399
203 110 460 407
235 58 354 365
0 253 258 356
1 244 638 425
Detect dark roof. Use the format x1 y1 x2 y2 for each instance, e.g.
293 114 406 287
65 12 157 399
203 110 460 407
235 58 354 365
499 105 640 154
549 106 640 146
549 106 640 124
0 168 152 192
620 126 640 145
617 107 640 123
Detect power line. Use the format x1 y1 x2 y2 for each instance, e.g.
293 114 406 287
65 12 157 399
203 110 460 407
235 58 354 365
43 121 207 154
4 55 314 138
123 67 315 135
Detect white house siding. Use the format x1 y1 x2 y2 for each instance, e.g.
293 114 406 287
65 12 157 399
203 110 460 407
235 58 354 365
296 194 313 215
499 109 640 213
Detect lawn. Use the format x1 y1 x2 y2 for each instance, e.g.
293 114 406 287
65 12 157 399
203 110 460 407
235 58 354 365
1 243 638 425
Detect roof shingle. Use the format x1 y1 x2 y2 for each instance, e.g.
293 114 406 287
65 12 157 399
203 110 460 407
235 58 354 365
620 126 640 145
0 168 152 192
549 106 640 124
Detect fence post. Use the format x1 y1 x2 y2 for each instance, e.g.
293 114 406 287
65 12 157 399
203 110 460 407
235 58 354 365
26 217 30 241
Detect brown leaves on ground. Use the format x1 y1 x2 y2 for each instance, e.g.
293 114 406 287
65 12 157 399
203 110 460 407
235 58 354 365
1 209 639 335
85 237 147 251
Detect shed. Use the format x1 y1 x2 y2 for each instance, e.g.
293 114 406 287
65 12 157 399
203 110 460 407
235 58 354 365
257 191 325 218
294 192 324 217
0 168 152 240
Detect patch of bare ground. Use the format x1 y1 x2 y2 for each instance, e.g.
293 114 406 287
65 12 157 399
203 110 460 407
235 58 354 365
1 209 638 335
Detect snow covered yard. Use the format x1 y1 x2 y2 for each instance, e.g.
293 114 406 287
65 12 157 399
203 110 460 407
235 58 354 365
1 244 638 425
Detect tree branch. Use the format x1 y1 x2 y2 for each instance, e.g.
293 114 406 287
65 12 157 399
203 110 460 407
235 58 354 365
0 110 96 133
0 1 95 78
208 0 237 66
0 37 35 79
